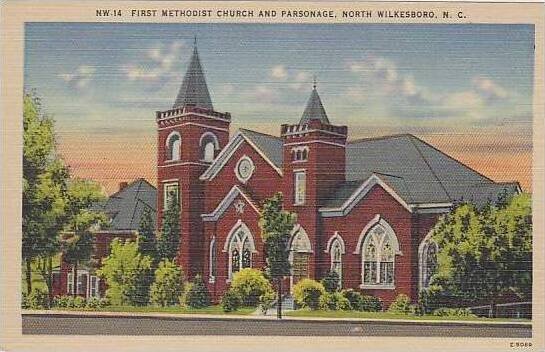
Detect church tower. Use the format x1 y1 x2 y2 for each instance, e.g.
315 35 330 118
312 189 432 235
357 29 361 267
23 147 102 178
156 40 231 277
281 81 347 279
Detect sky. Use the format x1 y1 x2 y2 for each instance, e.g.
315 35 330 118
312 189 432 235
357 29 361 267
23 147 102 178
24 23 534 194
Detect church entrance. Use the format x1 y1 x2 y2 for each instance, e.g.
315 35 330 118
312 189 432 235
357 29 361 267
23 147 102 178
288 226 312 293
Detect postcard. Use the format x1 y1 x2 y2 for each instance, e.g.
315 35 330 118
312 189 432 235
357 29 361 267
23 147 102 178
1 1 544 351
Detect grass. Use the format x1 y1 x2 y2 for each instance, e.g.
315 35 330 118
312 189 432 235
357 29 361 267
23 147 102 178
285 309 531 322
49 305 255 316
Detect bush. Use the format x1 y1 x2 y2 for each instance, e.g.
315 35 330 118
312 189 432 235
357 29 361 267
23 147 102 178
340 289 382 312
73 296 86 308
221 289 242 312
258 289 276 314
26 289 49 309
321 270 340 293
432 307 476 317
230 268 274 307
150 259 184 307
388 294 412 315
184 275 211 308
86 297 101 309
419 284 453 313
21 292 29 309
99 297 111 307
53 295 72 308
293 279 326 310
319 292 351 311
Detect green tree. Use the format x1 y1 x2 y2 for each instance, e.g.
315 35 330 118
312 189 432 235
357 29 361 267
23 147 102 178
321 270 341 293
259 193 296 318
22 91 64 296
61 179 107 297
431 193 532 317
150 259 184 307
138 207 158 264
184 274 211 308
157 194 181 260
97 239 152 306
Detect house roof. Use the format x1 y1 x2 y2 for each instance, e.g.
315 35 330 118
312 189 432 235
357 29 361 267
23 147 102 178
322 134 520 208
173 43 214 110
299 86 330 125
239 129 283 169
93 178 157 231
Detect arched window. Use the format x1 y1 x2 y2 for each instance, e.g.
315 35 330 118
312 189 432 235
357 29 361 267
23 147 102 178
209 237 217 283
200 132 219 162
331 240 343 288
419 234 438 290
360 221 399 288
225 222 255 280
166 132 181 161
302 149 308 160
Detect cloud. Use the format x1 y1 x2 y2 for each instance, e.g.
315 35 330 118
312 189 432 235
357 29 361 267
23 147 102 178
472 76 508 103
269 65 312 91
59 65 96 89
123 40 185 82
270 65 288 80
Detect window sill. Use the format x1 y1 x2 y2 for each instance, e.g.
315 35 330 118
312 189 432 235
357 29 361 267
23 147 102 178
165 159 181 163
293 203 306 206
359 284 396 290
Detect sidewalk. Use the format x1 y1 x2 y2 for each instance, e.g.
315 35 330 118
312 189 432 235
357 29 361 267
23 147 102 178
22 309 532 327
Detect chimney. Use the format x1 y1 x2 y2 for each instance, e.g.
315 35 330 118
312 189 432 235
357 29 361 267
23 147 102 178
118 181 128 191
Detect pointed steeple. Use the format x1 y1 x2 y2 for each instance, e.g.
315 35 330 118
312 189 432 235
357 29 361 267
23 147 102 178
299 78 330 125
173 38 214 110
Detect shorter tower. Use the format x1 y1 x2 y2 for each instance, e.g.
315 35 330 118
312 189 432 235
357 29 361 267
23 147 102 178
156 40 230 277
281 81 348 279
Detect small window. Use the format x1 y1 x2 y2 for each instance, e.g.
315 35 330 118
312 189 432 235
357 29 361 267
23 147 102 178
166 133 181 161
292 147 309 162
294 171 306 205
203 142 215 162
209 238 217 283
164 182 180 209
200 132 219 162
331 240 343 289
90 276 99 297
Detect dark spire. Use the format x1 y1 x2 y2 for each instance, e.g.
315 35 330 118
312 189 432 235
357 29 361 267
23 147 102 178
299 79 330 125
172 38 214 110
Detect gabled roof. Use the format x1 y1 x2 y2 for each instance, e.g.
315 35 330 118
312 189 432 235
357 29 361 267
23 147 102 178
173 44 214 110
201 185 260 222
322 134 520 212
200 129 283 181
93 179 157 231
299 86 330 125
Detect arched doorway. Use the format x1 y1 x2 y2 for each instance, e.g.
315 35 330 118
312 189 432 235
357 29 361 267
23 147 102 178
288 225 312 292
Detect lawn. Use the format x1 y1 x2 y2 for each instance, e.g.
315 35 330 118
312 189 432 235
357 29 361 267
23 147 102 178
50 305 255 316
285 309 531 322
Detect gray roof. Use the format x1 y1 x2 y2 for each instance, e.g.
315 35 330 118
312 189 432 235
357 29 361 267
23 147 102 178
173 45 214 110
300 87 330 125
94 179 157 231
239 129 283 168
329 134 519 208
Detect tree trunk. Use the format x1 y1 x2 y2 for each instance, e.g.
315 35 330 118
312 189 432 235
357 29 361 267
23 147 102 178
26 258 32 295
489 300 497 318
277 278 283 320
72 262 78 297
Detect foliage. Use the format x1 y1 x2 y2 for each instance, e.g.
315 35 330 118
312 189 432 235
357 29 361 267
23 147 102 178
97 239 152 306
321 270 340 293
418 282 453 314
184 275 211 308
319 292 351 311
221 289 242 312
258 289 276 314
86 297 102 309
157 195 181 261
73 296 86 308
293 279 326 310
138 207 158 264
431 193 532 315
150 259 184 307
341 289 382 312
432 307 476 317
229 268 274 307
388 294 412 315
25 289 49 309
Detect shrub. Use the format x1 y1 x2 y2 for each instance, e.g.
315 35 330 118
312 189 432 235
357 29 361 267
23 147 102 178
184 275 211 308
361 295 383 312
258 289 276 314
293 279 326 310
26 289 49 309
432 307 476 317
73 296 86 308
150 259 184 307
53 295 72 308
21 292 29 309
230 268 274 307
321 270 340 293
86 297 101 309
99 297 111 307
221 289 242 312
388 294 412 315
419 284 453 313
340 289 382 312
319 292 351 311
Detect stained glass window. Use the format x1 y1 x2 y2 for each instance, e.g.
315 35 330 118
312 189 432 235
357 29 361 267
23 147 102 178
331 240 343 288
422 240 438 288
228 227 254 279
362 224 398 287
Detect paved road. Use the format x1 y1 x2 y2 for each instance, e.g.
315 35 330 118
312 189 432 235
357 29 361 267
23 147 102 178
22 314 531 337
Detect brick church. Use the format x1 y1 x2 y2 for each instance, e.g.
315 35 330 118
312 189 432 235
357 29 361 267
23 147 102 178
154 42 520 305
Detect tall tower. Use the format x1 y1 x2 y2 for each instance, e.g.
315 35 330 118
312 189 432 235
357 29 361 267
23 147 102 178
281 81 347 279
156 40 231 277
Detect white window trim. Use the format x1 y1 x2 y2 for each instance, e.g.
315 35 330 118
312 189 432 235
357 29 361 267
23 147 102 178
165 131 182 161
163 182 180 210
294 170 307 206
234 155 255 184
418 231 439 291
223 220 257 281
291 146 310 162
200 132 220 163
209 237 216 283
330 238 344 288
